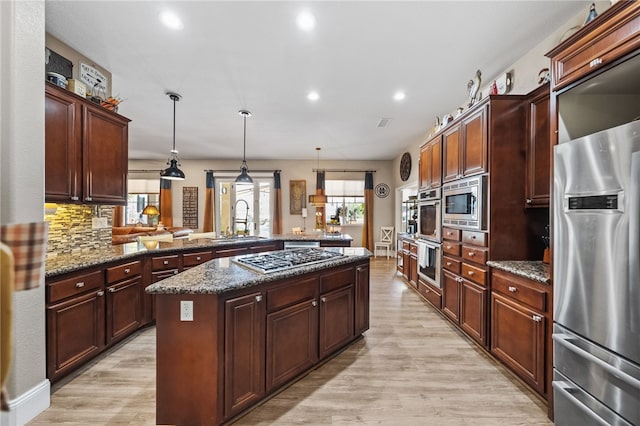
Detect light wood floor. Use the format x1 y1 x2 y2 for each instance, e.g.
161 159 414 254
29 258 552 425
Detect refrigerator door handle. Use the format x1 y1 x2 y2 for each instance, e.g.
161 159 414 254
630 152 639 334
553 333 640 391
552 380 630 426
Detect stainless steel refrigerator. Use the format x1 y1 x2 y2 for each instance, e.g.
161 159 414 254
553 120 640 426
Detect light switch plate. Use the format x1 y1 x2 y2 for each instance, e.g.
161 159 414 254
180 300 193 321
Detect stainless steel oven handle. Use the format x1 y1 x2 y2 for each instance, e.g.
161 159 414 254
552 381 620 426
553 333 640 390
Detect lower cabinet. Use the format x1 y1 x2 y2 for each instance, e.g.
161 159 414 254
442 270 461 322
490 269 549 397
460 279 487 346
319 285 354 359
354 264 370 335
224 291 266 419
106 260 142 345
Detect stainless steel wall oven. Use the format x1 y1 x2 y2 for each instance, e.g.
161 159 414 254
418 188 441 242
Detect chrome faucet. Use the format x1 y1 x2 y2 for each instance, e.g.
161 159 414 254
233 199 250 235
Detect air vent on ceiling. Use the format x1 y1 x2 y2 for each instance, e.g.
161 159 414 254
377 117 392 128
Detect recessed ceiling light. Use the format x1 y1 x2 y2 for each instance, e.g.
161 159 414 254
307 91 320 102
296 11 316 31
393 91 406 101
160 11 183 30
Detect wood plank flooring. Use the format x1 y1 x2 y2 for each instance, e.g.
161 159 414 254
29 258 551 425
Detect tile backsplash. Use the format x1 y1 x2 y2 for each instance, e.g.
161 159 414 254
45 204 113 256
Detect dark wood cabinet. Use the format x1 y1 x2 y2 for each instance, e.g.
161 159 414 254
442 270 461 322
442 106 488 183
105 276 141 345
183 250 214 269
46 270 106 381
224 291 266 418
409 252 418 288
318 267 355 360
354 264 370 335
460 279 487 346
419 135 442 190
490 269 549 397
45 83 130 204
525 83 551 208
442 124 462 182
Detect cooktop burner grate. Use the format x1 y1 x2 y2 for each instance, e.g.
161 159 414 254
232 248 344 274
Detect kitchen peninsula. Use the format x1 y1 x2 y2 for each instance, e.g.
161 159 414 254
145 246 370 426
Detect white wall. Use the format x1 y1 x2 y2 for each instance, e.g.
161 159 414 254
129 158 395 248
0 1 49 424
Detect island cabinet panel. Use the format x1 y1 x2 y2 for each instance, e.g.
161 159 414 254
319 286 354 360
46 287 105 381
156 294 220 426
224 291 266 419
105 276 141 346
354 264 370 335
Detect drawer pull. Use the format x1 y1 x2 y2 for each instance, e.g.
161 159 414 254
84 197 92 202
589 57 603 68
108 287 116 293
312 300 318 307
124 268 130 274
447 231 453 236
255 295 262 302
468 252 475 257
96 291 104 297
508 286 517 292
526 199 532 204
196 256 201 261
163 260 169 265
70 196 79 201
75 282 85 288
425 288 430 293
446 245 452 249
532 315 543 322
446 262 452 266
468 271 474 276
321 297 327 303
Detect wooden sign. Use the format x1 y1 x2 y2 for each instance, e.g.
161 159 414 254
182 187 198 229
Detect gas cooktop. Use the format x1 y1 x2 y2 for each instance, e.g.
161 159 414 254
232 248 344 274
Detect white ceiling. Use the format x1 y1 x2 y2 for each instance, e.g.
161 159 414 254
45 1 589 162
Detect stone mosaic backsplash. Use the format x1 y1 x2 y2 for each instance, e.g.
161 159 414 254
45 204 114 256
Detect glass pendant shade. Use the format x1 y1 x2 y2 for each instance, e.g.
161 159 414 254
235 110 253 183
161 92 185 181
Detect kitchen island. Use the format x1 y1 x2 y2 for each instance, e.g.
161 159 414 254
145 247 370 426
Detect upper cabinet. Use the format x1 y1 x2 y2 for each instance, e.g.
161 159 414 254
45 83 130 205
419 135 442 190
443 106 487 183
525 83 550 208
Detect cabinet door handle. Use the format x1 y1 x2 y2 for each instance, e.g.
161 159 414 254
446 262 452 266
124 268 130 274
446 245 452 250
508 286 517 292
468 271 474 276
255 295 262 302
589 57 603 68
526 199 532 204
108 287 116 293
196 256 201 261
447 231 453 236
163 260 169 265
85 197 92 202
70 196 79 201
425 288 430 293
312 300 318 307
468 252 475 257
173 270 178 275
532 315 543 322
75 282 85 288
96 291 104 297
321 297 327 303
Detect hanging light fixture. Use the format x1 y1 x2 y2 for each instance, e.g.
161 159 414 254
160 91 186 180
309 147 327 205
235 110 253 183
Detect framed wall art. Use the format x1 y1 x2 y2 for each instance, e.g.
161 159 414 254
289 180 306 214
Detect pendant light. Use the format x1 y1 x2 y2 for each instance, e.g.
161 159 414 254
309 147 327 205
235 110 253 183
160 92 185 180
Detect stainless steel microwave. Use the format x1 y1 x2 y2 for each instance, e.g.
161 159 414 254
442 175 487 230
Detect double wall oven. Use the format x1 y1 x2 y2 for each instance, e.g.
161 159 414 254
417 188 441 288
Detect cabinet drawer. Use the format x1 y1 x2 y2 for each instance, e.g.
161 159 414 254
183 251 213 267
492 270 547 312
442 241 461 257
549 2 640 90
48 270 104 303
418 279 442 309
462 245 488 264
443 256 461 274
152 269 179 283
106 261 141 284
152 255 180 271
461 262 487 287
442 227 461 241
215 246 249 258
402 241 410 251
267 276 317 312
409 243 418 254
320 266 354 294
461 230 486 247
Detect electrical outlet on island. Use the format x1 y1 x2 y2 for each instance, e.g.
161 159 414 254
180 300 194 321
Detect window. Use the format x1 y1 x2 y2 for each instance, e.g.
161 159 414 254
325 180 365 224
216 178 272 236
126 179 160 225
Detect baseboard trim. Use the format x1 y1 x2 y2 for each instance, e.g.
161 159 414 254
0 380 50 426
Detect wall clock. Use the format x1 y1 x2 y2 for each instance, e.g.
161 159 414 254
375 183 390 198
400 152 411 181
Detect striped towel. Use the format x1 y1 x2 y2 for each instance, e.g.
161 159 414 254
0 222 48 291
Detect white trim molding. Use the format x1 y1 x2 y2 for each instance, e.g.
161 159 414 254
0 380 50 426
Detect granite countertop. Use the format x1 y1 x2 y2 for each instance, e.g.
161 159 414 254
486 260 550 284
145 247 371 295
46 234 353 278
